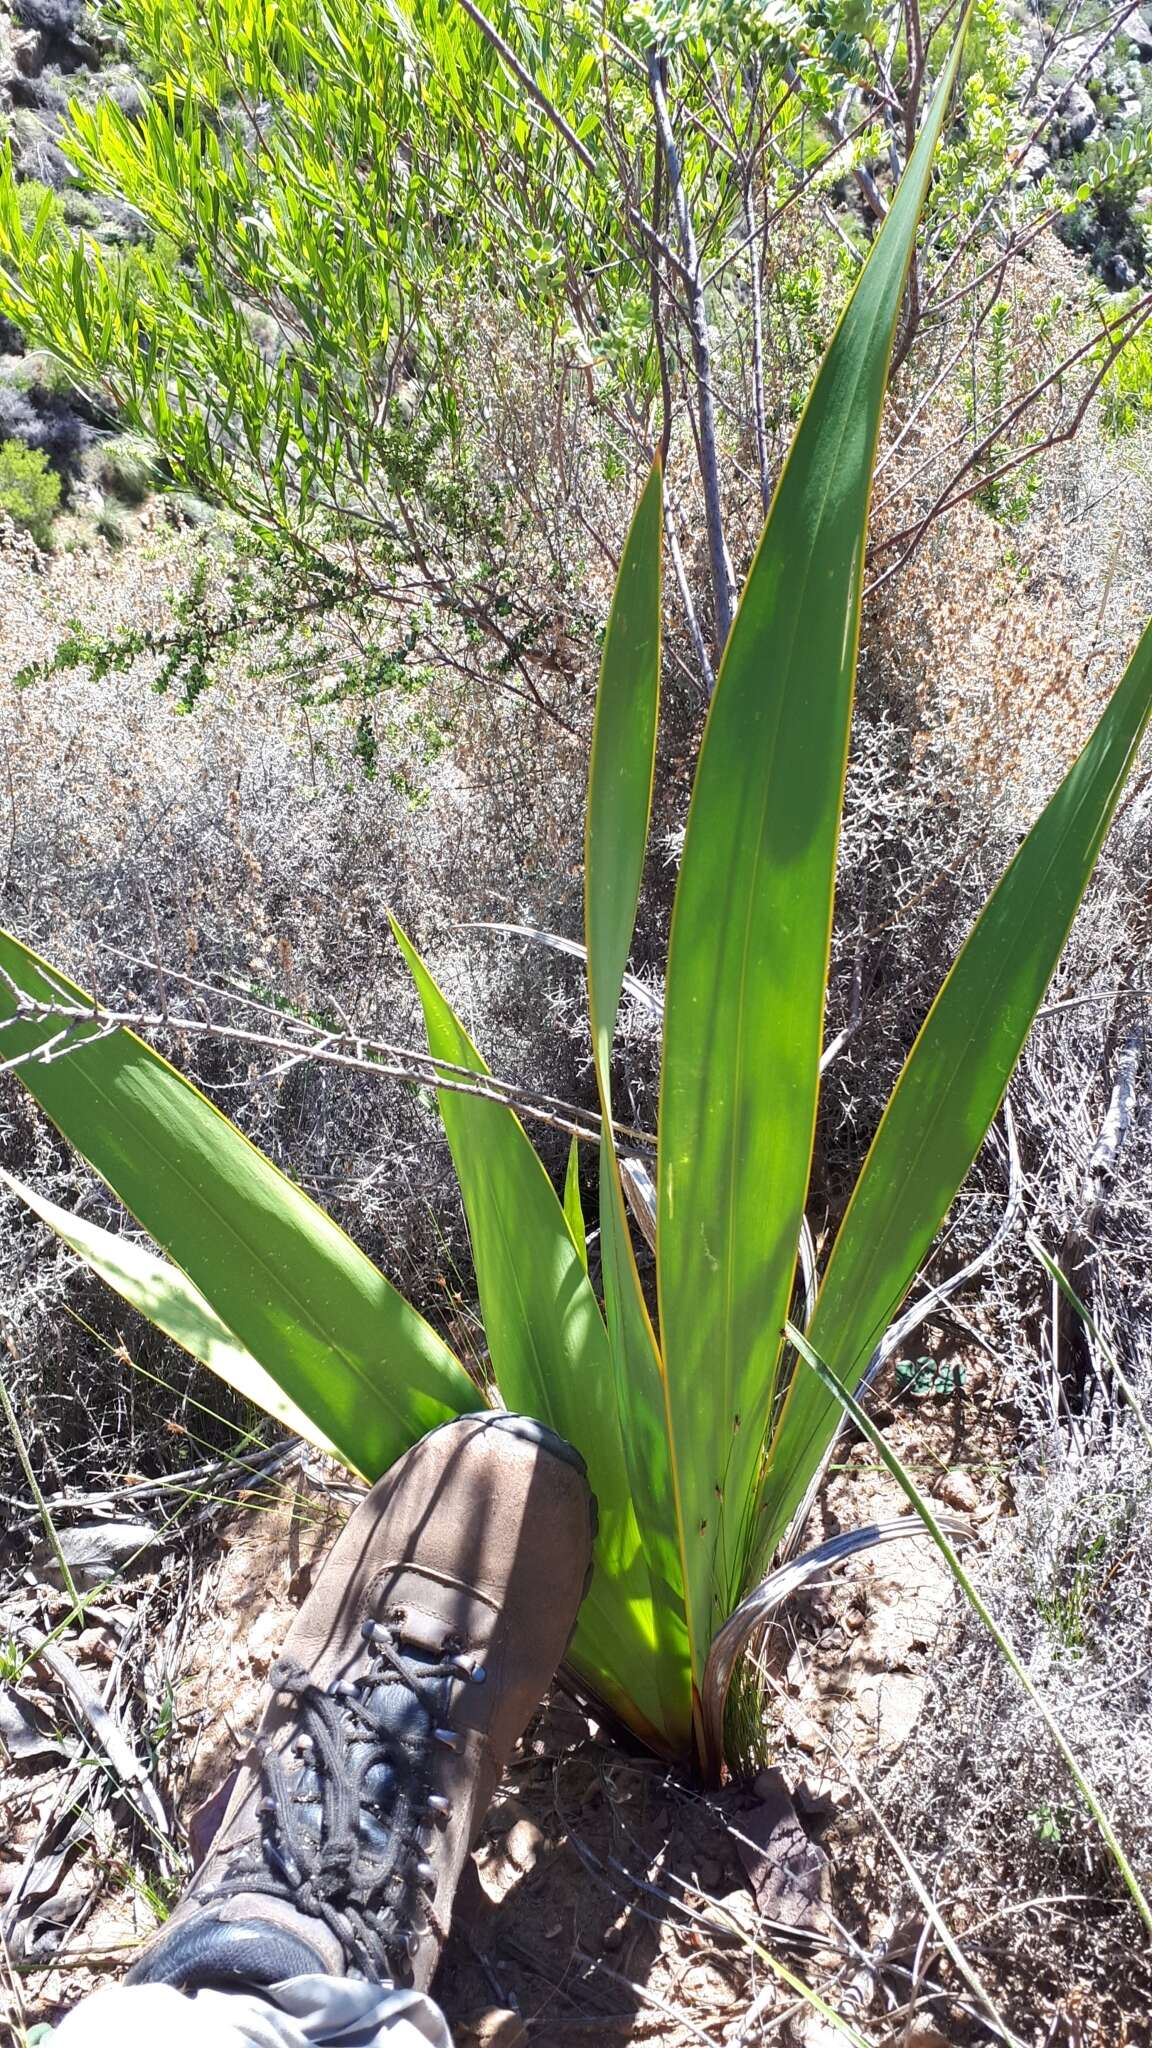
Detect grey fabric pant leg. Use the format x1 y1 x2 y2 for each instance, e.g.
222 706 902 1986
44 1975 453 2048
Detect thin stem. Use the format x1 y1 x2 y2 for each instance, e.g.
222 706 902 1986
743 174 771 514
646 48 734 659
456 0 688 285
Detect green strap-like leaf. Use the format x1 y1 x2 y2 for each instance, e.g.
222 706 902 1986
656 18 971 1659
392 920 685 1750
583 462 692 1734
760 618 1152 1558
0 930 476 1479
1 1169 343 1463
585 460 664 1074
562 1135 588 1271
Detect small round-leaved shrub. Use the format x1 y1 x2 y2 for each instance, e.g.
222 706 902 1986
0 438 61 545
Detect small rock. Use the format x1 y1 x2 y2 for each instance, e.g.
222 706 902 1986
0 1691 70 1762
502 1816 545 1873
1015 141 1050 184
8 108 71 188
28 1519 160 1591
791 1715 826 1756
901 2023 955 2048
787 2013 845 2048
1055 81 1097 150
455 2011 527 2048
11 28 46 78
1104 252 1139 290
938 1467 979 1514
1128 10 1152 59
246 1609 286 1676
793 1779 841 1826
73 1625 116 1665
732 1771 832 1932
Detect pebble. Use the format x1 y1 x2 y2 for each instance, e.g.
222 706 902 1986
938 1467 980 1513
502 1816 545 1873
455 2011 527 2048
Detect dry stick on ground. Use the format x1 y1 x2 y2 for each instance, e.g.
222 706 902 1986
0 1443 306 1535
0 1607 168 1838
549 1754 874 2045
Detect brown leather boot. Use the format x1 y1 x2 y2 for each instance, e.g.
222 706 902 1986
127 1413 595 1995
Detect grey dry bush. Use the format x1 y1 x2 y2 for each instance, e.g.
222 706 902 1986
0 506 597 1502
880 784 1152 1935
895 1432 1152 1895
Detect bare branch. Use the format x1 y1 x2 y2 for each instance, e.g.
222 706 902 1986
0 979 655 1151
647 48 735 658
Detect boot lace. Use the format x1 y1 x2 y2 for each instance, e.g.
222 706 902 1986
206 1611 486 1985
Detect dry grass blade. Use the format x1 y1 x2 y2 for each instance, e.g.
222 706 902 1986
700 1514 971 1778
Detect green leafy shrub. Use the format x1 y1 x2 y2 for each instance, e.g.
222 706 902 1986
0 0 1044 698
0 436 60 543
61 190 105 231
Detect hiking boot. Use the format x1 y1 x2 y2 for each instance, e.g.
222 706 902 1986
127 1413 595 1995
